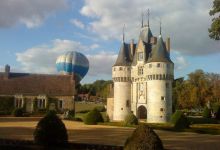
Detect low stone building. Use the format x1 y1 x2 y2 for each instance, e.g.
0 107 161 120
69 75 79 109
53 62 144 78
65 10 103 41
0 65 75 113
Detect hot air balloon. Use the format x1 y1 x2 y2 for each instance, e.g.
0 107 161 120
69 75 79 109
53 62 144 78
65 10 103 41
56 51 89 82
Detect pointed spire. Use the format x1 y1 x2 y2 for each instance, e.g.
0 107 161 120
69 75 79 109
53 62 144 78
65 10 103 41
159 18 162 35
147 9 150 26
141 11 144 28
122 24 125 42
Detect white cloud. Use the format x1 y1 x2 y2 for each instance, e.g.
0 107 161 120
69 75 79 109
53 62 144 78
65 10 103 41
16 39 87 73
87 52 117 76
70 19 85 29
80 0 220 55
90 44 100 49
0 0 68 28
174 55 189 70
16 40 116 78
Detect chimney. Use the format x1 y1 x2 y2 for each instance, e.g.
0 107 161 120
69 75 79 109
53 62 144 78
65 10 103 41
166 37 170 55
4 64 10 79
130 39 135 57
150 37 157 45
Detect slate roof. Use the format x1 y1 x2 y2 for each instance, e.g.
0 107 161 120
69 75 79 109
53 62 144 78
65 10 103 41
139 25 153 43
0 72 75 96
147 35 173 63
113 42 132 66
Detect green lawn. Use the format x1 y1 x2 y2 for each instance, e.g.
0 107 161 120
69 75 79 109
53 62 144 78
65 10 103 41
75 102 104 112
99 121 220 135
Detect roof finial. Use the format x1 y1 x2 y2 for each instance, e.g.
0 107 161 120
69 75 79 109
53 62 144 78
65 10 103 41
147 9 150 26
122 24 125 42
141 11 144 28
159 18 162 35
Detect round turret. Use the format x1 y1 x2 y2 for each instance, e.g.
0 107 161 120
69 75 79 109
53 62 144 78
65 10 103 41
146 35 174 123
112 43 132 121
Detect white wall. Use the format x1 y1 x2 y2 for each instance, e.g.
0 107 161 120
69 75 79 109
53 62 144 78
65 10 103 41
113 82 131 121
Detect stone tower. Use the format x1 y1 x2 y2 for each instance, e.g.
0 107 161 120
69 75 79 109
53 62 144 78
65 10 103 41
112 41 133 121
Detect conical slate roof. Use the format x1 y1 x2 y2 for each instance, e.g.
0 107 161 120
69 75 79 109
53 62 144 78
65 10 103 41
113 42 131 66
147 35 173 63
139 25 153 43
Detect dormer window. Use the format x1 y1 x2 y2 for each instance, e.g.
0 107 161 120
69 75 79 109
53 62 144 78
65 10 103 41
138 52 143 61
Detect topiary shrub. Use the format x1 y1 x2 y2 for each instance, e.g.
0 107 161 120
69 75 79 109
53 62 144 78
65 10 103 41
94 106 106 112
171 110 190 130
84 109 104 125
124 124 164 150
12 108 24 117
124 113 138 126
34 111 68 147
202 107 211 118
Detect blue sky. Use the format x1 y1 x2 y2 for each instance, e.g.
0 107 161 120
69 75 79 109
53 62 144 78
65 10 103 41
0 0 219 83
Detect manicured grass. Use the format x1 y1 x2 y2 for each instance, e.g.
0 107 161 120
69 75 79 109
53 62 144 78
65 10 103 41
189 124 220 135
100 121 220 135
75 102 104 113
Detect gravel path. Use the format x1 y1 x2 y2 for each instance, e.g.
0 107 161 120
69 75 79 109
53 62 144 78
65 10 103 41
0 117 220 149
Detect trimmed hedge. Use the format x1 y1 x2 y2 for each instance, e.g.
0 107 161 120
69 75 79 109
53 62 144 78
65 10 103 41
171 110 190 130
12 108 24 117
0 96 14 114
124 124 164 150
215 106 220 120
124 113 138 126
94 106 106 112
84 109 104 125
202 107 211 118
34 111 68 146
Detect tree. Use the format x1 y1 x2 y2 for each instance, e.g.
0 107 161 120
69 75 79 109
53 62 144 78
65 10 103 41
34 111 68 146
209 0 220 40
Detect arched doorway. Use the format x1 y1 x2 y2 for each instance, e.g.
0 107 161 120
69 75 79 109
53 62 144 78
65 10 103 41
137 105 147 119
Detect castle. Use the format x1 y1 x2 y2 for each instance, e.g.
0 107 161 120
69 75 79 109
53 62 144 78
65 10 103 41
107 15 174 123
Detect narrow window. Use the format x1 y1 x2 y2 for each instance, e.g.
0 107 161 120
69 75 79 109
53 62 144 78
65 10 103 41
138 52 144 61
153 75 155 80
126 100 130 107
119 67 122 71
59 100 63 109
160 108 164 111
157 63 160 68
159 74 162 80
166 83 169 88
161 96 165 100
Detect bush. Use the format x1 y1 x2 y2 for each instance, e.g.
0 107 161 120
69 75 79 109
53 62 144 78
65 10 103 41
171 111 190 130
124 113 138 126
202 107 211 118
215 106 220 120
0 96 14 113
104 114 110 122
124 124 164 150
84 109 104 125
12 108 24 117
94 106 106 112
64 110 75 120
34 111 68 146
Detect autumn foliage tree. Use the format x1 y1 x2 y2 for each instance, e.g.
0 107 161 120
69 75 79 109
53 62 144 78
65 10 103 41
173 70 220 109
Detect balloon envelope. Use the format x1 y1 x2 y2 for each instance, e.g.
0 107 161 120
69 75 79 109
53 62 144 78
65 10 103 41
56 51 89 82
